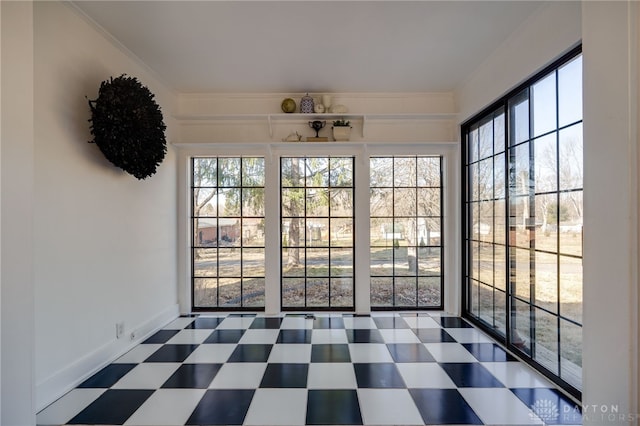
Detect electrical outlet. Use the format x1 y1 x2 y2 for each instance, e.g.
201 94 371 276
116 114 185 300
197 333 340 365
116 322 125 339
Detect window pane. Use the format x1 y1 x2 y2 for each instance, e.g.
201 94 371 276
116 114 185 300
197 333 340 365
532 72 557 137
371 157 442 308
560 319 582 389
494 153 505 199
371 277 393 307
535 252 558 313
191 157 265 309
494 112 506 154
394 157 416 186
468 128 478 163
559 124 583 191
478 119 493 160
193 158 217 186
479 243 493 286
281 157 354 309
511 298 531 354
534 308 559 374
535 193 558 253
509 90 530 145
559 192 583 257
511 143 531 196
513 248 531 301
559 55 583 127
218 158 241 187
370 157 393 187
418 277 441 307
478 158 494 200
534 133 557 193
479 283 494 326
494 245 506 291
560 256 582 324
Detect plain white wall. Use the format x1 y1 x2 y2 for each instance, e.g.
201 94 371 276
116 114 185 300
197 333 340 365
582 1 638 422
1 2 36 424
32 2 178 411
456 0 639 421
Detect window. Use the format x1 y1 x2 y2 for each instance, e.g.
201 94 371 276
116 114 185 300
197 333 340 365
462 47 583 398
191 157 265 309
281 157 355 309
370 156 443 308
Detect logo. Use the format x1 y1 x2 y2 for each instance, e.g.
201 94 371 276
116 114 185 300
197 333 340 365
529 399 560 423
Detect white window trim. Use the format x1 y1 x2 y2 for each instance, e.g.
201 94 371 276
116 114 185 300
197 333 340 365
176 142 460 315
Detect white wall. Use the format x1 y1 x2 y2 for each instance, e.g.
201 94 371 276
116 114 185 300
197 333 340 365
1 2 36 424
32 2 178 411
582 1 638 422
456 1 582 123
455 0 639 422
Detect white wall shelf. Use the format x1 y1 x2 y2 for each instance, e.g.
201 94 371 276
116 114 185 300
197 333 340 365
173 112 458 139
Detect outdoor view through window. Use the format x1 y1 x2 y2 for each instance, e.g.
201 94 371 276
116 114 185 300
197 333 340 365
463 50 583 397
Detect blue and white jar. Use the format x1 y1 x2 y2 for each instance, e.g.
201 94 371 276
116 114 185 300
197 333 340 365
300 93 314 114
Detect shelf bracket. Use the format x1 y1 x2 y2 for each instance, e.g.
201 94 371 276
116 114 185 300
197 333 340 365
362 115 367 138
268 115 273 139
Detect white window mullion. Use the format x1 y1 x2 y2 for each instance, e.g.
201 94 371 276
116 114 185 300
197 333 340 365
263 150 281 314
354 148 371 314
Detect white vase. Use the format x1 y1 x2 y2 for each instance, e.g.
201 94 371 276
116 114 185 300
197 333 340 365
332 126 351 141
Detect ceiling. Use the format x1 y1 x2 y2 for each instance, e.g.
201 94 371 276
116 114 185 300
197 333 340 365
72 1 544 94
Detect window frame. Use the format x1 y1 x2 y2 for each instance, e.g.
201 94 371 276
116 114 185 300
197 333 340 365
461 45 583 400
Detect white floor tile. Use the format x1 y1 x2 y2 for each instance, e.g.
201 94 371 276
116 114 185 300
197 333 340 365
124 389 206 425
244 389 307 425
402 316 441 328
238 329 280 344
423 342 478 362
307 363 357 389
482 361 556 388
311 329 348 344
166 329 214 344
36 389 105 426
343 316 377 329
208 363 267 389
113 344 162 363
379 328 421 343
280 316 313 329
459 387 545 425
183 344 236 363
268 344 312 363
445 327 494 343
111 363 180 389
216 316 256 329
357 389 424 425
348 344 394 362
163 317 197 330
396 363 457 388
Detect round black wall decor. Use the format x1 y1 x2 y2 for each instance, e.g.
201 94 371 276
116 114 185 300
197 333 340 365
88 74 167 180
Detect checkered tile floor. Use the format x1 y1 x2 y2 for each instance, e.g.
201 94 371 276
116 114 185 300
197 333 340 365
37 313 582 425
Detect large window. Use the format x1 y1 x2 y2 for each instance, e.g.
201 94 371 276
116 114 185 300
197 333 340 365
191 157 265 310
463 48 583 398
280 157 355 309
370 156 443 308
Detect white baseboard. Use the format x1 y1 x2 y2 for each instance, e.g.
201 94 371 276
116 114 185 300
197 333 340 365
36 304 179 412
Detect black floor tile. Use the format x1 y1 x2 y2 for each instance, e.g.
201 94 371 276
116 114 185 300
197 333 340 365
440 362 504 388
250 317 283 329
373 316 410 329
144 344 199 363
387 343 436 362
353 363 406 388
186 389 254 425
311 344 351 362
409 388 483 425
306 389 362 425
161 363 223 388
511 387 582 425
227 344 272 362
203 329 246 344
259 363 308 388
413 328 457 343
142 329 180 344
77 364 136 388
313 317 345 329
186 317 225 329
68 389 154 425
346 328 384 343
277 329 312 343
437 316 473 328
463 343 517 362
